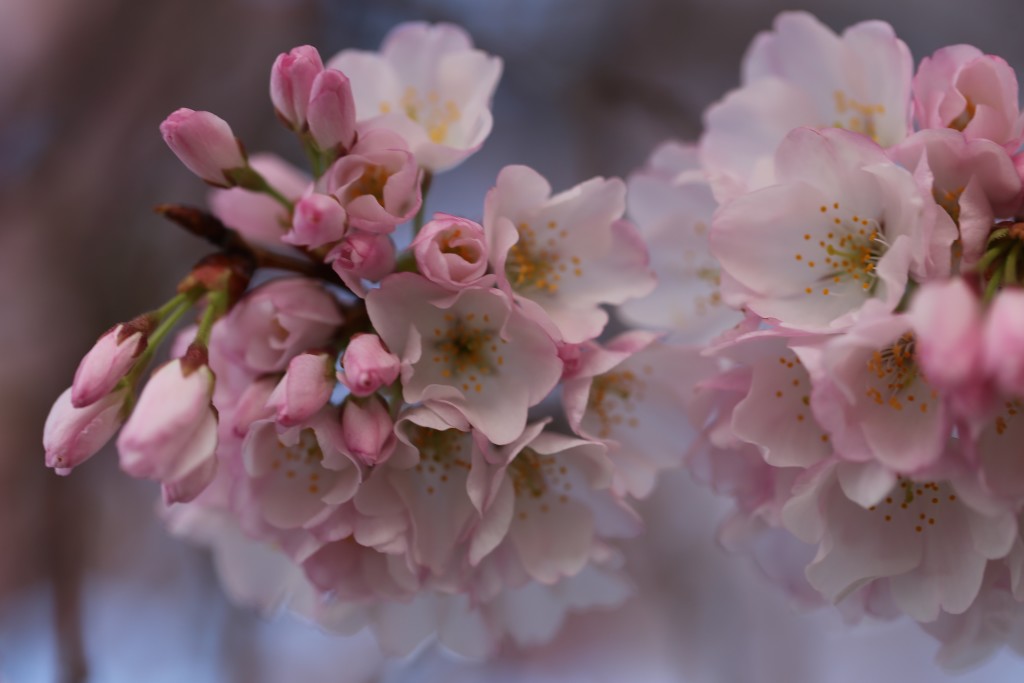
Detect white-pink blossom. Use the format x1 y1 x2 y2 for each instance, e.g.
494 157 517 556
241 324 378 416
411 213 492 290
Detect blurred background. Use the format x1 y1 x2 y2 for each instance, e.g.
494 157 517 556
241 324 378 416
3 0 1024 681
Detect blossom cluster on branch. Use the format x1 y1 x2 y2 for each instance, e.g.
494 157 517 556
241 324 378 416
649 11 1024 669
40 23 708 656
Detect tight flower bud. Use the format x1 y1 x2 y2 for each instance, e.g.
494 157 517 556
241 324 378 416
117 355 218 491
270 45 324 131
44 387 126 474
338 334 400 397
307 69 357 153
341 396 395 466
284 193 348 249
71 322 148 408
160 108 246 186
268 352 336 427
412 213 490 289
329 231 395 284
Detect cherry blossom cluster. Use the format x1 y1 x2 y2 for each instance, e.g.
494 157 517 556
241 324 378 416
41 23 704 656
630 11 1024 668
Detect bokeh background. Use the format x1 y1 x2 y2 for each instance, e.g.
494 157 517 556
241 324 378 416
3 0 1024 681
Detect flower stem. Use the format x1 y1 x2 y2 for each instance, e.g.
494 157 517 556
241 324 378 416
411 170 433 235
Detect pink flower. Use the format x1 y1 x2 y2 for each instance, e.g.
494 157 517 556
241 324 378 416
341 396 396 466
710 127 956 332
914 44 1023 148
321 129 422 233
338 333 400 397
484 165 655 343
618 141 743 343
284 192 348 249
71 322 147 408
889 129 1021 268
159 108 247 186
782 462 1017 622
117 355 218 492
214 278 343 374
327 22 503 171
327 230 396 294
700 12 913 201
366 273 562 445
562 332 717 497
411 213 492 290
44 387 126 473
984 288 1024 398
209 154 310 245
270 45 324 131
307 69 357 153
267 352 335 427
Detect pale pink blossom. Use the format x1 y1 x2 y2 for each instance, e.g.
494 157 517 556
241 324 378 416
71 322 147 407
366 273 561 445
284 192 347 249
889 128 1021 268
914 44 1023 148
214 278 343 374
338 333 400 397
328 22 502 171
321 129 422 232
270 45 324 131
209 154 310 245
710 127 956 332
619 141 743 343
484 165 655 343
563 332 717 498
701 12 913 201
341 396 396 467
411 213 492 290
243 408 362 530
160 108 247 186
307 69 357 153
117 356 218 490
267 352 335 427
782 462 1018 622
44 386 126 473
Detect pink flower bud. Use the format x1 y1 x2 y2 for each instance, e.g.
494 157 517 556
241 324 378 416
160 108 247 186
268 352 336 427
338 334 400 397
412 213 490 289
161 455 217 505
329 231 395 283
44 387 126 473
117 358 218 489
984 288 1024 396
341 396 395 466
71 323 147 408
270 45 324 130
307 69 357 153
284 193 348 249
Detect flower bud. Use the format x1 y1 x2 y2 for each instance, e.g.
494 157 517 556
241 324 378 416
268 352 336 427
985 288 1024 396
339 334 400 397
270 45 324 130
412 213 490 289
341 396 395 466
307 69 357 153
71 322 148 408
162 455 217 505
44 387 126 473
159 108 246 186
117 356 218 489
284 193 348 249
329 231 395 283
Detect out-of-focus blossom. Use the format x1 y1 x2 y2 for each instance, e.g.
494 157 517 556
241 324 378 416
341 396 396 467
44 387 126 474
267 351 335 427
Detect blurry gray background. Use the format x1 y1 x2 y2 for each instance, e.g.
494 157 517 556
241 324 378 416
3 0 1024 681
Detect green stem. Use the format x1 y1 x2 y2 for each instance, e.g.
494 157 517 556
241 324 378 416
124 295 198 390
984 268 1004 303
195 290 229 347
1005 242 1022 287
976 240 1013 275
411 170 433 235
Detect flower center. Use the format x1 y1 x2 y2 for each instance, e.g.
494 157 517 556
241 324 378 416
345 164 389 204
439 227 479 262
588 367 648 439
509 447 573 519
864 333 934 412
506 220 582 296
797 203 886 297
410 426 470 496
431 312 504 392
833 90 886 142
271 428 324 495
380 86 462 144
867 476 956 533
